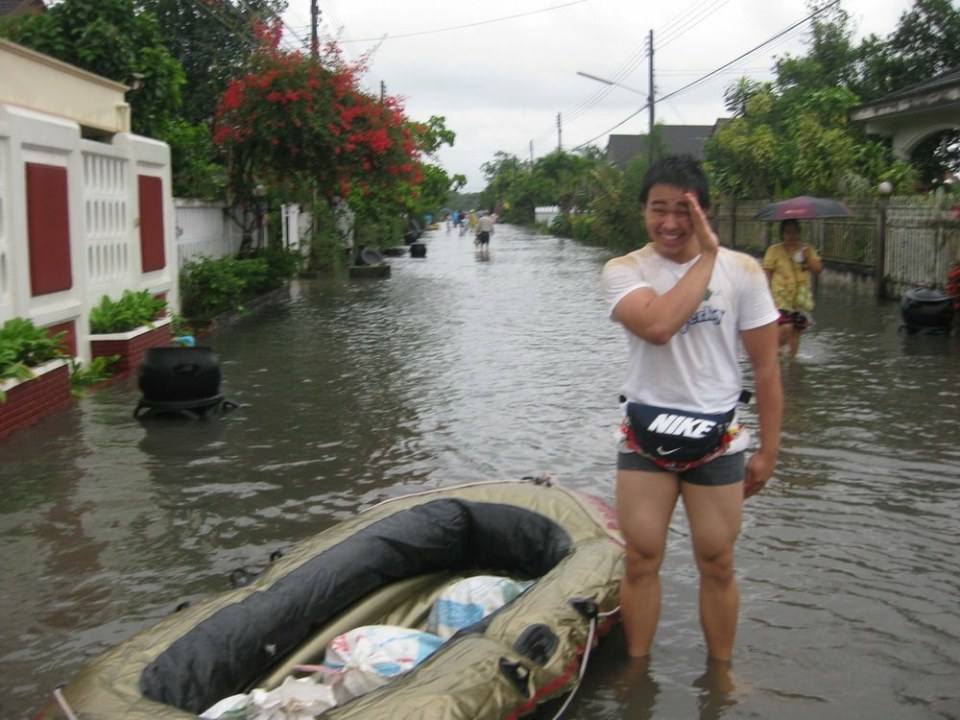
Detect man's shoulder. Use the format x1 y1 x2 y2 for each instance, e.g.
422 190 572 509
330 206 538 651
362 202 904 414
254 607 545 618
718 246 764 274
602 247 649 272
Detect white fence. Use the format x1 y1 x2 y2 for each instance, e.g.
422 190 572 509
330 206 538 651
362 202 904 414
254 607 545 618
535 205 560 226
175 199 244 268
0 102 176 363
174 201 310 268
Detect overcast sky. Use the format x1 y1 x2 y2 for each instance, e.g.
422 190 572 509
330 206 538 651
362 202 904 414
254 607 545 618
280 0 920 191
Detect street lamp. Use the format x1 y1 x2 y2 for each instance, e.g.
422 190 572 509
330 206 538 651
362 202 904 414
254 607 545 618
576 71 645 96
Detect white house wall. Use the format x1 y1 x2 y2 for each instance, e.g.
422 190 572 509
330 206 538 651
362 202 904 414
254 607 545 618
0 102 177 364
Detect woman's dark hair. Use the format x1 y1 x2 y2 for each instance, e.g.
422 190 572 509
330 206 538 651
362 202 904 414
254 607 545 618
779 219 801 238
639 155 710 209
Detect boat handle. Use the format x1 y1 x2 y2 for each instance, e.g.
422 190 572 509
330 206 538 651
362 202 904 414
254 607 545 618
498 657 531 697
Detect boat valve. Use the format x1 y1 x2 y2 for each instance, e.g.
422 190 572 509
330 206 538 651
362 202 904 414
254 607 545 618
569 596 598 621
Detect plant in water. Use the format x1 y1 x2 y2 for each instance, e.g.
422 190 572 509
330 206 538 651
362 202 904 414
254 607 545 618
0 318 67 403
89 290 167 334
70 355 120 395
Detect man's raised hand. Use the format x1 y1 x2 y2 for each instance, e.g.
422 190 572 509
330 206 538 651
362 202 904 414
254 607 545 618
684 192 719 256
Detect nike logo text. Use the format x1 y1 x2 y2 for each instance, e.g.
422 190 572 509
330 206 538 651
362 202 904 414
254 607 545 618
647 414 717 438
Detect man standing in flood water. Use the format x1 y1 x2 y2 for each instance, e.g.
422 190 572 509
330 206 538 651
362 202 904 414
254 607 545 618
601 155 782 663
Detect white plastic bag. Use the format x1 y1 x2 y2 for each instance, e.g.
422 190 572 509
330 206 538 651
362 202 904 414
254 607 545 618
322 625 444 701
199 676 338 720
426 575 532 639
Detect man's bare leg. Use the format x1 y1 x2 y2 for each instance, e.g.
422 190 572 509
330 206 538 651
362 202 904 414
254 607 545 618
681 481 744 661
616 469 680 657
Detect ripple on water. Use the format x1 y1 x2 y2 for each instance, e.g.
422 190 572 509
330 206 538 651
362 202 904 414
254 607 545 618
2 228 960 719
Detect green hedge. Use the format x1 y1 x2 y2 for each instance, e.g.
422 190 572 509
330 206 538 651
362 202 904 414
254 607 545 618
89 290 167 334
0 318 67 402
179 247 302 320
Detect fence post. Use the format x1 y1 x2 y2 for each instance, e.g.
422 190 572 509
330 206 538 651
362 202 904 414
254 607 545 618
875 182 893 299
729 197 737 249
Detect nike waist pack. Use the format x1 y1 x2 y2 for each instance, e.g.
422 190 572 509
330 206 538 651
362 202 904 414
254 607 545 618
623 401 737 471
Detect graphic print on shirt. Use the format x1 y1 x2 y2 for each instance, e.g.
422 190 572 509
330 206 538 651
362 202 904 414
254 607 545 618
679 288 725 335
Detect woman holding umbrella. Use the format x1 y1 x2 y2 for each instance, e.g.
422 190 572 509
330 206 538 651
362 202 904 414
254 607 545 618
762 219 823 357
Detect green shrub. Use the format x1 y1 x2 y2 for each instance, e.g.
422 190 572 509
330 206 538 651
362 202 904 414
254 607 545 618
179 249 301 320
89 290 167 334
69 355 119 394
262 246 303 281
548 214 569 237
0 318 67 403
180 256 246 319
232 256 272 295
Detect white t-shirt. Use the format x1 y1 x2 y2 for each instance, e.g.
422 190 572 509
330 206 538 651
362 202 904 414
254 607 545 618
602 245 778 414
477 214 496 232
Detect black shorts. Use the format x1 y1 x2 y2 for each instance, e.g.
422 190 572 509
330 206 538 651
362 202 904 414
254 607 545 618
616 450 745 486
777 309 811 330
477 231 490 244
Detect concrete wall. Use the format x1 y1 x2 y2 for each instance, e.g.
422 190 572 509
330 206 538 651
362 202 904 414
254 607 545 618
0 39 130 135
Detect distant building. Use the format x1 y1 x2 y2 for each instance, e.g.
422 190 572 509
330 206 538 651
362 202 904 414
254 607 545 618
851 66 960 162
606 123 723 169
0 0 46 17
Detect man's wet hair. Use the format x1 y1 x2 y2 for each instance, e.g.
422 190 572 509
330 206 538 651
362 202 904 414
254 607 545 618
779 218 800 237
639 154 710 209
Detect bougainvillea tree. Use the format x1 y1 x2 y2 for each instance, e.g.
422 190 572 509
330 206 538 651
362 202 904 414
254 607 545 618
213 21 427 221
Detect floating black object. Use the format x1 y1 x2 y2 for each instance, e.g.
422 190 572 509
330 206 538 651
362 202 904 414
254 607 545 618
409 242 427 258
403 218 423 244
348 263 390 279
900 287 954 335
134 346 237 419
356 247 384 266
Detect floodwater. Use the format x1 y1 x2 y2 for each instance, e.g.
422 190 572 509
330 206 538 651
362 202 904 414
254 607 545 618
1 224 959 720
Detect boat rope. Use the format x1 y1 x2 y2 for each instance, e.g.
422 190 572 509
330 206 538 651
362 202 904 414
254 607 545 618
548 605 620 720
53 686 79 720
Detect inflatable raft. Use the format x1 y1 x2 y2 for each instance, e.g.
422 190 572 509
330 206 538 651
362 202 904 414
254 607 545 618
40 478 624 719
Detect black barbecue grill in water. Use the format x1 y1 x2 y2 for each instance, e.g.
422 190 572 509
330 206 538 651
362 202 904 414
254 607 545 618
134 346 237 419
900 288 955 335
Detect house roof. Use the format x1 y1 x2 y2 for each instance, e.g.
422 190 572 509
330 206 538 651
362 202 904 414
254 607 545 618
606 124 718 168
0 0 45 16
855 66 960 111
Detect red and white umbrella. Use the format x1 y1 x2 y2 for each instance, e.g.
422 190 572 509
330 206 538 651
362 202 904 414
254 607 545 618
754 196 852 221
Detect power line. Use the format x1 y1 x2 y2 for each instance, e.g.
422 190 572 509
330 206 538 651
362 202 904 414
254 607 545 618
656 1 839 105
563 0 723 128
655 0 724 39
337 0 586 43
569 0 841 151
655 0 734 50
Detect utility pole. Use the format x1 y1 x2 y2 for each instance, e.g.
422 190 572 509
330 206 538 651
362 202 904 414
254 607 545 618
557 113 562 151
380 80 386 102
647 29 655 163
310 0 320 59
529 140 534 165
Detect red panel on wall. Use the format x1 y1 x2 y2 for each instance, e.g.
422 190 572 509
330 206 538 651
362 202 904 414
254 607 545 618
46 320 77 357
138 175 166 272
26 163 72 296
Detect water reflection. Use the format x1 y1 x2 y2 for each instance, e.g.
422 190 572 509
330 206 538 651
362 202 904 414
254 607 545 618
1 226 959 719
691 660 739 720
